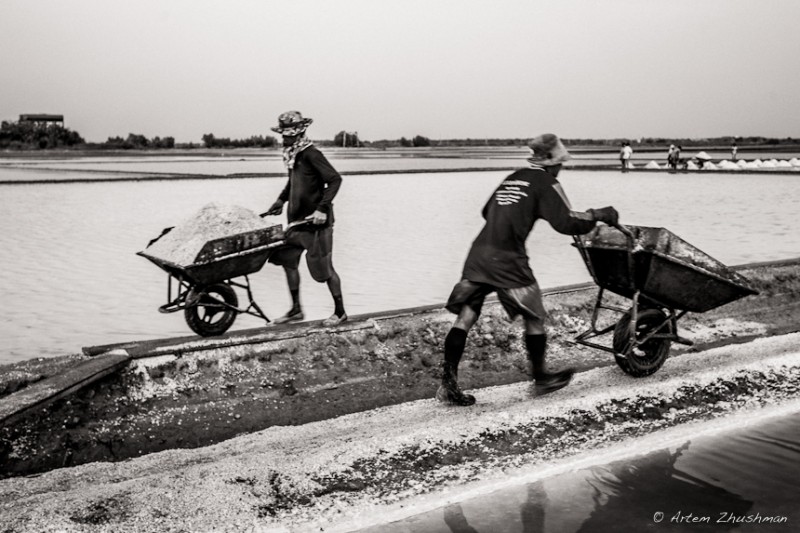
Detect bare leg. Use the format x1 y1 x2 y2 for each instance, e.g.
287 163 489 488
453 303 479 332
324 268 347 323
274 266 303 323
524 316 545 335
285 266 300 292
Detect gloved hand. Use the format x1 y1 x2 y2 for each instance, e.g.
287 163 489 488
260 199 284 217
589 206 619 226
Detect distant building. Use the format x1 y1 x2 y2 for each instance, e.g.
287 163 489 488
19 114 64 125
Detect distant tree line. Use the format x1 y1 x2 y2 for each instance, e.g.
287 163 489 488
201 133 277 149
0 120 84 149
331 131 364 148
103 133 175 149
367 136 800 149
2 117 797 151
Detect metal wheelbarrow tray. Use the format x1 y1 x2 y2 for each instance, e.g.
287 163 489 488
138 225 285 337
572 225 759 377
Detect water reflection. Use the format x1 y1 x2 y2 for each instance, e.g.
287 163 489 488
576 443 751 532
363 413 799 533
443 504 480 533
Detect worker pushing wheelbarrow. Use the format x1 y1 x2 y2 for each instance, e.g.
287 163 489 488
137 203 309 337
572 224 759 377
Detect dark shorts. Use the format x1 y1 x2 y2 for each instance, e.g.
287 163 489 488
267 226 334 282
445 279 547 321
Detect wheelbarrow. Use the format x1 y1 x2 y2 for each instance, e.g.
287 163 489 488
138 220 307 337
571 225 759 377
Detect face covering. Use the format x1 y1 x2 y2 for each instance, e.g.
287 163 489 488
282 132 313 170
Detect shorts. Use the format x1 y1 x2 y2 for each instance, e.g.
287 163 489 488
267 225 334 282
445 279 547 321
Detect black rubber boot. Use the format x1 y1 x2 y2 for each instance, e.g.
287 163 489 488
533 368 575 397
436 362 476 406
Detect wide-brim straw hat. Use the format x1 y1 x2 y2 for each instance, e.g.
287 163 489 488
528 133 572 166
271 110 313 135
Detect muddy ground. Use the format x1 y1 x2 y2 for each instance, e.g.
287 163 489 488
1 260 799 480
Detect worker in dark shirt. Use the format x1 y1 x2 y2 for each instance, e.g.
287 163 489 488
264 110 347 326
438 133 620 406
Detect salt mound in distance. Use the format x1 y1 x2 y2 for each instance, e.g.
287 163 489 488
645 160 661 169
144 203 272 266
718 160 741 170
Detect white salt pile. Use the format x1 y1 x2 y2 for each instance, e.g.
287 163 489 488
143 203 270 266
645 160 661 169
717 160 741 170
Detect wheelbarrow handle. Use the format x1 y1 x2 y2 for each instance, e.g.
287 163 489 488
613 223 634 240
147 226 174 247
287 219 313 229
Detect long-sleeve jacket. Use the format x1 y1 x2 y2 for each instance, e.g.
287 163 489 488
462 168 597 288
277 146 342 227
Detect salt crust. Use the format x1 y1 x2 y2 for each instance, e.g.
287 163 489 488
2 333 799 532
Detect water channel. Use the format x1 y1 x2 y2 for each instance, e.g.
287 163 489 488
358 410 800 532
0 162 798 364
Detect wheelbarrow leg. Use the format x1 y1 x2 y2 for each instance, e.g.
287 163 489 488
574 288 628 353
625 290 642 354
243 275 270 323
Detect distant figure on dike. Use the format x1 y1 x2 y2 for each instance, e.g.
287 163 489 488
436 133 622 406
667 144 678 170
263 110 348 327
731 142 738 161
620 141 633 171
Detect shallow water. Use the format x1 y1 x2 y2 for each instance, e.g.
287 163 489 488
360 411 800 532
0 153 523 179
0 164 799 364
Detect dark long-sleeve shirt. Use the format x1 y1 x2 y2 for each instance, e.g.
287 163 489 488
277 146 342 226
462 168 597 288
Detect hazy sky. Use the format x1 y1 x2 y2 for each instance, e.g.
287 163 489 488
2 0 799 143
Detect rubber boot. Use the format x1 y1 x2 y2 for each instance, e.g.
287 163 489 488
436 362 476 406
533 368 575 397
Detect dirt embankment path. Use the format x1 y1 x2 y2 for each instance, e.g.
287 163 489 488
0 260 799 531
1 333 799 532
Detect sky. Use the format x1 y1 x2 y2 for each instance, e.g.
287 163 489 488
2 0 799 143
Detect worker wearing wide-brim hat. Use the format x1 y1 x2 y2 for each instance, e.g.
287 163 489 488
263 110 347 327
437 133 621 406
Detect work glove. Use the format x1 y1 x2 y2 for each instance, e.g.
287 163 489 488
589 206 619 226
260 199 284 217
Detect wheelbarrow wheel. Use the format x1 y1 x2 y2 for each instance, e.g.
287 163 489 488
184 283 238 336
612 308 672 377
